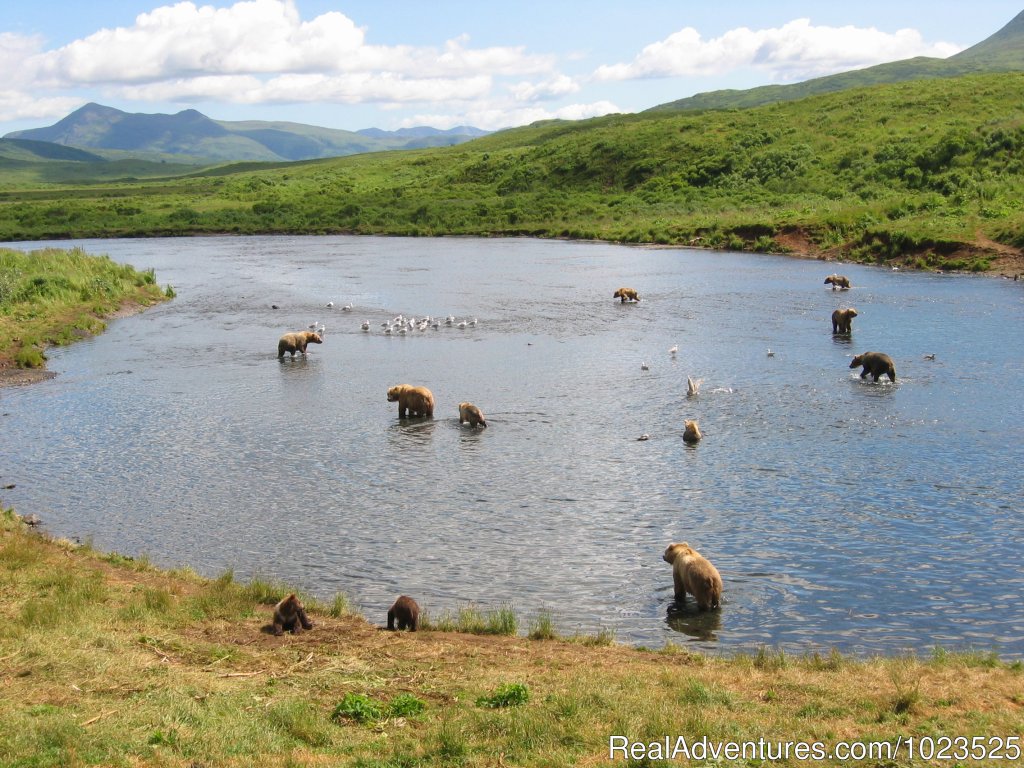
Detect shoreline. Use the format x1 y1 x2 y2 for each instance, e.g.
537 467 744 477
0 299 152 390
1 510 1021 767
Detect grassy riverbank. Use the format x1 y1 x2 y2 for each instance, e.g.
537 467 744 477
1 509 1020 767
0 246 172 377
3 73 1024 275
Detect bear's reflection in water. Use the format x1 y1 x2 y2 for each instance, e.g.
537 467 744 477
666 602 722 641
386 419 437 450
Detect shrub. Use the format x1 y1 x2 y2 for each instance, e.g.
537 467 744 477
477 683 530 708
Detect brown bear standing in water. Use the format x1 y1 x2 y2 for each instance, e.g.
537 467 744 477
831 307 858 334
278 330 323 358
824 274 851 290
663 542 722 611
387 595 420 631
683 419 702 443
458 402 487 427
387 384 435 418
271 593 314 635
613 287 640 303
850 351 896 382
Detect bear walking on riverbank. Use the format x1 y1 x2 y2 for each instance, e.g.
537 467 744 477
387 595 420 631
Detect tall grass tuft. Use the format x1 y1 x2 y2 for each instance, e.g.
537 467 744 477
423 603 519 635
528 609 558 640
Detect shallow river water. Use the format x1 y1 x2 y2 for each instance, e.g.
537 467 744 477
2 235 1022 657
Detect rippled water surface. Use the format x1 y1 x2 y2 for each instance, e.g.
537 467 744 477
2 235 1022 657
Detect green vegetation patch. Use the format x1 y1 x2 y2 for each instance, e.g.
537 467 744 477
0 246 171 368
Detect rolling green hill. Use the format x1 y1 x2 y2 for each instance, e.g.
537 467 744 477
649 9 1024 113
0 138 207 188
1 72 1023 273
4 103 488 163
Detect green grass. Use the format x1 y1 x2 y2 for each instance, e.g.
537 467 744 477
1 73 1023 271
0 246 172 368
422 603 519 635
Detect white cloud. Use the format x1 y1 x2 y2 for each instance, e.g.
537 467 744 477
402 100 621 132
595 18 963 82
509 74 580 103
35 0 552 84
0 0 570 128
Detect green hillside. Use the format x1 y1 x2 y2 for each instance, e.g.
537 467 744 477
1 73 1023 272
0 139 206 189
649 9 1024 113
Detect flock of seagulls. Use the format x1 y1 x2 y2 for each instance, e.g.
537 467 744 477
318 304 479 336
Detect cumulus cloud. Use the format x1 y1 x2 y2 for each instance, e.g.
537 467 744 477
34 0 552 84
594 18 963 82
2 0 560 121
509 74 581 103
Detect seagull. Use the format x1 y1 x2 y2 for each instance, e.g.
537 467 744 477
432 320 440 329
687 376 702 396
316 323 326 335
923 353 936 360
342 304 353 311
361 320 370 331
669 345 678 356
446 316 454 325
326 301 334 308
767 348 775 357
458 320 467 329
308 321 319 330
384 326 392 335
637 434 650 441
641 362 649 371
470 318 478 326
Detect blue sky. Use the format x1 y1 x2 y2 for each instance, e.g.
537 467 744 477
2 1 1021 135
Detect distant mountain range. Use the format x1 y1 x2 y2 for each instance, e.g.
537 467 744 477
648 8 1024 112
3 103 489 164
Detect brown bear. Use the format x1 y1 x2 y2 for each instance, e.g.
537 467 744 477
458 402 487 428
831 307 858 334
683 419 702 443
271 593 314 636
387 384 435 418
387 595 420 631
824 274 851 290
850 351 896 382
663 542 722 611
278 330 322 358
613 287 640 303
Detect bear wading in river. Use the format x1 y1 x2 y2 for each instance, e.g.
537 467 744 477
387 384 435 418
850 351 896 382
278 330 322 358
832 308 858 334
663 542 722 611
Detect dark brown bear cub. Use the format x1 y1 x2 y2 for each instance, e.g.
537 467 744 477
272 593 314 635
387 595 420 631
